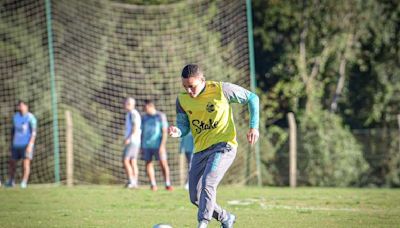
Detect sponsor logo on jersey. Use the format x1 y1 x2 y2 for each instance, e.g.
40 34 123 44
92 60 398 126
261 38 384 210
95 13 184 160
206 102 215 113
192 119 219 134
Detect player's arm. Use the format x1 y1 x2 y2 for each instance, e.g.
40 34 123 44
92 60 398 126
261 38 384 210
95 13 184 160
168 98 190 138
27 115 37 153
222 82 260 145
125 112 139 145
159 113 168 153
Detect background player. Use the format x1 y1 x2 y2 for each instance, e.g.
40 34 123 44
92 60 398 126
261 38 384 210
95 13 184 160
7 100 37 188
180 131 194 190
141 100 173 191
123 97 141 188
168 64 259 228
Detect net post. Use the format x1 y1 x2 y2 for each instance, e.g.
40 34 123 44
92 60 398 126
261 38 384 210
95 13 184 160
45 0 60 184
287 112 297 188
246 0 262 187
65 110 73 187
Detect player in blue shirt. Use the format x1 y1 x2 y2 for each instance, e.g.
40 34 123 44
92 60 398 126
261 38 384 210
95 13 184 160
141 100 173 191
7 101 37 188
180 131 194 190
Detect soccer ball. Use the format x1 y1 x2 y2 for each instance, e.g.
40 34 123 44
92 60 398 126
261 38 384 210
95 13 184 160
152 224 173 228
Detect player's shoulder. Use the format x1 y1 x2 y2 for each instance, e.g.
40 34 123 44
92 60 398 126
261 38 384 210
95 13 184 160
156 111 167 118
131 109 140 116
27 112 36 119
206 80 224 91
13 112 19 119
178 91 189 99
206 80 222 87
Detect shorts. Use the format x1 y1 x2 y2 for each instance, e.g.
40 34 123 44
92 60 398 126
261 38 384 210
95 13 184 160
12 146 34 160
123 143 140 160
142 148 167 161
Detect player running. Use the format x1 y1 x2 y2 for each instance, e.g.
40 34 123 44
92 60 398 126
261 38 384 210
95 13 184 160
6 100 37 188
123 97 141 188
168 64 259 228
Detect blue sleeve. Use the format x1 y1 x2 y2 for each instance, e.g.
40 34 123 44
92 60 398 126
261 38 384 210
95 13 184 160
222 82 259 129
29 114 37 131
176 98 190 137
248 93 259 129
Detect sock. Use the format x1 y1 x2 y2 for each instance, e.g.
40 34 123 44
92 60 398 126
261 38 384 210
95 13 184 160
129 177 135 185
151 180 156 186
198 220 208 228
165 180 171 187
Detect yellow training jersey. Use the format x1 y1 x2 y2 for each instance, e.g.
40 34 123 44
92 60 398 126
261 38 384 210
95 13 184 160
178 81 237 153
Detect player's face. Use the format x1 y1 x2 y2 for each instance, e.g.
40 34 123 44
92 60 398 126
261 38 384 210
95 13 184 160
182 75 205 98
18 103 28 114
144 103 156 114
124 100 133 111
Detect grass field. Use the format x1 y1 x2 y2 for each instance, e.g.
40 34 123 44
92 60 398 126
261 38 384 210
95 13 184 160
0 185 399 227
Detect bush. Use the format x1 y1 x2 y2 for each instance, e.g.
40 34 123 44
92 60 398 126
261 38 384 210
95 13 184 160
298 110 368 186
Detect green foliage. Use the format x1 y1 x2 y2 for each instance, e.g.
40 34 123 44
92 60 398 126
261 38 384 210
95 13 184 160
1 0 252 185
354 129 400 187
253 0 400 186
298 110 368 186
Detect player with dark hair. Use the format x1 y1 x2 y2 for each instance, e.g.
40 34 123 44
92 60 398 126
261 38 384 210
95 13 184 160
7 100 37 188
168 64 259 228
141 100 173 191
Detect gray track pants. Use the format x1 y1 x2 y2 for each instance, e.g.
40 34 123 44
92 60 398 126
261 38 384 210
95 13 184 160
188 142 237 222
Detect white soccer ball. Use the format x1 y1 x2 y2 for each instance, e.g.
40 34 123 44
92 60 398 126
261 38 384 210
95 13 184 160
152 224 173 228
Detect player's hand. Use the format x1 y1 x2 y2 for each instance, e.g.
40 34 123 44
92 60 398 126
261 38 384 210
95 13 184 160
168 126 182 137
247 128 259 145
124 138 130 145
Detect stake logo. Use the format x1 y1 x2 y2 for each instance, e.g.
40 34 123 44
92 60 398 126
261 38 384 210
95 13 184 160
192 119 219 134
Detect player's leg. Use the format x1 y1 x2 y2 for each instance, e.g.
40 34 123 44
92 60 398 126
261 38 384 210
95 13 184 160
21 158 31 188
185 152 193 190
21 146 34 188
198 145 237 224
158 149 172 190
146 161 157 191
190 149 231 227
7 148 21 187
143 149 157 190
123 158 134 187
130 159 138 187
7 159 17 187
188 151 206 207
123 144 134 187
129 145 140 187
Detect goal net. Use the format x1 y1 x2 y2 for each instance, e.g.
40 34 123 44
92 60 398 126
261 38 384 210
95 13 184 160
0 0 256 186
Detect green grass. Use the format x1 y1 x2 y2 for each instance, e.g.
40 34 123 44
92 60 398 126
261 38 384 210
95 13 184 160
0 186 399 227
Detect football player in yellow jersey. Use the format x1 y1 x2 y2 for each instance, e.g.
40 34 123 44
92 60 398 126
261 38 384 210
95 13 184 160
168 64 259 228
